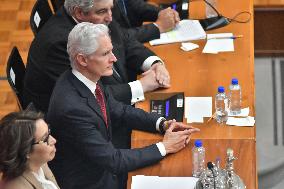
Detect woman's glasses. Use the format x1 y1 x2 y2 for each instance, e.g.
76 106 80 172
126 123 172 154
32 129 51 145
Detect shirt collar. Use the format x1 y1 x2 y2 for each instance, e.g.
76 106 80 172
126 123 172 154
72 69 97 94
71 16 79 24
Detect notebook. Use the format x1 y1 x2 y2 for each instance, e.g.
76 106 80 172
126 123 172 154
149 19 206 46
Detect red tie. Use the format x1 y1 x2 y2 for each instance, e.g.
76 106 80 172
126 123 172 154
95 84 108 127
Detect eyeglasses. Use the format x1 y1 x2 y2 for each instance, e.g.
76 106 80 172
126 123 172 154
32 129 51 145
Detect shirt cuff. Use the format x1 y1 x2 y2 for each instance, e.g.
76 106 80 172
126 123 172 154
156 117 165 132
128 80 145 104
141 56 164 71
156 142 167 156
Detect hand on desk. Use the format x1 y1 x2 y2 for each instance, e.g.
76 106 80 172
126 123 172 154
150 63 170 88
140 70 160 92
162 121 200 154
156 7 180 33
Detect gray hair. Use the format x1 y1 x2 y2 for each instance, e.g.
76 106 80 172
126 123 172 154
67 22 110 68
64 0 95 15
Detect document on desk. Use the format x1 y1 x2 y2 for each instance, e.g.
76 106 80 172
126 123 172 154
149 19 206 46
185 97 212 123
131 175 198 189
202 33 234 54
226 116 255 127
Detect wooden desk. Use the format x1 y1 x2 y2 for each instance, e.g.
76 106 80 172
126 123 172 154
128 0 256 189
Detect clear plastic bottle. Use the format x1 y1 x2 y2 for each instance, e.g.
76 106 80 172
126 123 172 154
229 78 242 115
215 86 228 124
206 0 218 18
192 140 205 178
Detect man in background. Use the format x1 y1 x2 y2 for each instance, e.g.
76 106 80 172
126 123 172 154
113 0 180 42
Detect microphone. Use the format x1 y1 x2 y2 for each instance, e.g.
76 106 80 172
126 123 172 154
207 162 216 189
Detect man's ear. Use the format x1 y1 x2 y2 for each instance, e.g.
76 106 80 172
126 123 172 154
76 54 88 67
73 7 86 22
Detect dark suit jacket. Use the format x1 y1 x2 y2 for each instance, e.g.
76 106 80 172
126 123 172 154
113 0 161 43
23 7 156 113
46 70 163 189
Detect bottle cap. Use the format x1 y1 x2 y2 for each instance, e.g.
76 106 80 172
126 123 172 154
232 78 238 85
194 139 202 147
218 86 225 93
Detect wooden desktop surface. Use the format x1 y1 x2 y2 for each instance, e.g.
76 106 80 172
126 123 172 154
128 0 256 189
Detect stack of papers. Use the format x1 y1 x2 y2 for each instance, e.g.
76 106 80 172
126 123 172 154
226 116 255 127
131 175 198 189
184 97 212 123
226 107 255 126
149 19 206 46
202 33 234 54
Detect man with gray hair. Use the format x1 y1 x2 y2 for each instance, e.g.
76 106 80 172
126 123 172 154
24 0 170 113
47 22 199 189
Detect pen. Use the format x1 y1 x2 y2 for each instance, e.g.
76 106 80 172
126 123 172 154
208 35 243 40
207 112 216 124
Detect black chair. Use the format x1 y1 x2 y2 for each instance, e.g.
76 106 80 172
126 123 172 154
30 0 53 35
6 47 26 110
50 0 64 12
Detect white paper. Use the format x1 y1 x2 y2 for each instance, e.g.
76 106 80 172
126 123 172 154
131 175 198 189
202 33 234 54
180 42 199 51
187 115 204 123
34 11 41 28
150 20 206 46
226 116 255 127
228 107 250 117
185 97 212 123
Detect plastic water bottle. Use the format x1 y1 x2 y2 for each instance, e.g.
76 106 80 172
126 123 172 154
206 0 218 18
229 78 242 115
215 86 228 123
192 140 205 177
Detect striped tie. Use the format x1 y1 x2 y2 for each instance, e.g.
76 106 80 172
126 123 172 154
95 83 108 127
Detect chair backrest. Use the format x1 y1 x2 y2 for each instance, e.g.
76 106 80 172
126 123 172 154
30 0 53 35
50 0 65 12
6 47 26 110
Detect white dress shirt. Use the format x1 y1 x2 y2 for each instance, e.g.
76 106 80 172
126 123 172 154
32 168 58 189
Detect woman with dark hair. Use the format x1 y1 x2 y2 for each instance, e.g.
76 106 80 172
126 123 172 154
0 111 59 189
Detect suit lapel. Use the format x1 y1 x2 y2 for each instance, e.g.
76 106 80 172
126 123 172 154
110 23 128 82
42 164 59 188
22 171 43 189
67 71 109 131
115 0 131 27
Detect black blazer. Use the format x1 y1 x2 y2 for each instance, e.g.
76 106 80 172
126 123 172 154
23 7 156 112
113 0 161 43
46 70 163 189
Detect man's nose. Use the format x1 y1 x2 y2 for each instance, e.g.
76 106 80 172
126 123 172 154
106 10 112 22
110 52 117 63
